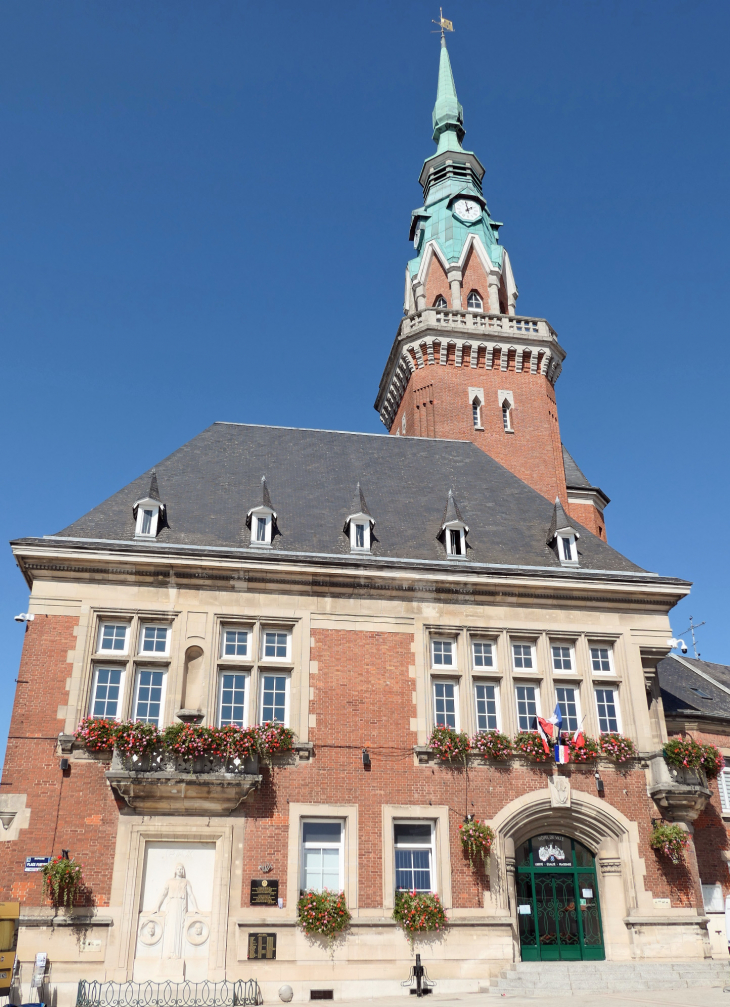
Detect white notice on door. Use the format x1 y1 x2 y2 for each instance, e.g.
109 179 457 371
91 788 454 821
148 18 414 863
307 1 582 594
581 888 593 899
518 904 532 914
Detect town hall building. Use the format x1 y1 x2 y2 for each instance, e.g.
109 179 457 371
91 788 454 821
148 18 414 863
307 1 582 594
1 32 729 1005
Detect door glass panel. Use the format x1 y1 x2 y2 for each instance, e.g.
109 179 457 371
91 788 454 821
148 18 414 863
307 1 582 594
578 873 601 945
534 876 558 947
574 841 593 868
516 873 536 946
554 874 580 945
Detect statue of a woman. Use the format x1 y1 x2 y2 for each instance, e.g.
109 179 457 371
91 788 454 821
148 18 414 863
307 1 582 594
155 863 198 960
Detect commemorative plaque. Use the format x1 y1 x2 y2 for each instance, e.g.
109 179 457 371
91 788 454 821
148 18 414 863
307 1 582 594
248 932 277 959
250 878 279 906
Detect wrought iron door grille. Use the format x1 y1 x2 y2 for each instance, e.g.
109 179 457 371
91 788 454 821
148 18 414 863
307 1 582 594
76 980 261 1007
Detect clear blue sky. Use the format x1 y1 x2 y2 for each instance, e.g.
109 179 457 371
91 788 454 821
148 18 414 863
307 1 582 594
1 0 728 759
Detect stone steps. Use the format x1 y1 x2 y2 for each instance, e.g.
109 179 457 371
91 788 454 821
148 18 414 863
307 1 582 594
488 959 730 994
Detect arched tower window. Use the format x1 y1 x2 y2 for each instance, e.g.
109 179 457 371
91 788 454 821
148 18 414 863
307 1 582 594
433 295 447 309
502 398 513 432
472 397 482 429
467 290 483 312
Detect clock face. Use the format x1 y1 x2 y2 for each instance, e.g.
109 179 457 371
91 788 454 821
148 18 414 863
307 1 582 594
453 199 481 222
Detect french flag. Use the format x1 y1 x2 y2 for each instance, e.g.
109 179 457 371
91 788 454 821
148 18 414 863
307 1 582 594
554 743 570 764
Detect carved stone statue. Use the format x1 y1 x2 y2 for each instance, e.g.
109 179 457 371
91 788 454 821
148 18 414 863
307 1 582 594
549 775 570 808
154 863 199 960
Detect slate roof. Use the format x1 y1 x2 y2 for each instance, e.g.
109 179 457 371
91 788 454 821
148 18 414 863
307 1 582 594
562 445 592 489
47 422 649 573
658 655 730 722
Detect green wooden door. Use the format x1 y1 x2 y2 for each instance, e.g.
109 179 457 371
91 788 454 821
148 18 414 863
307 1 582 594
516 834 604 961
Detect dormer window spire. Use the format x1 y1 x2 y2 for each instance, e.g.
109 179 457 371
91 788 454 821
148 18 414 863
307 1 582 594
246 476 277 548
547 498 580 567
440 488 468 558
133 469 166 540
343 482 375 553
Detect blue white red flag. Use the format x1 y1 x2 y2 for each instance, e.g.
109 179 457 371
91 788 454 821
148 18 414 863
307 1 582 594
550 703 563 736
554 744 570 764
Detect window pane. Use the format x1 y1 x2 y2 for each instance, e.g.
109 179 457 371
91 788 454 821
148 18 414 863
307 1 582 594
513 644 533 669
475 683 498 732
394 823 432 845
141 509 153 535
473 642 493 668
552 646 572 671
141 626 168 653
561 537 573 561
303 822 342 845
224 630 248 657
261 674 287 723
595 688 618 733
432 640 453 666
555 686 578 733
92 668 122 719
433 682 456 728
219 673 247 727
355 524 365 548
100 624 127 652
264 631 288 659
395 849 431 892
303 847 340 892
135 670 165 725
515 685 537 731
256 516 267 542
591 647 611 672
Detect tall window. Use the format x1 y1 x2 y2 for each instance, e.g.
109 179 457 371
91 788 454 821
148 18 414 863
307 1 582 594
512 643 534 670
466 291 483 311
433 681 457 729
141 509 153 535
223 629 249 657
433 295 447 309
595 687 619 733
515 684 538 731
555 686 580 733
134 669 165 725
502 399 513 432
591 647 613 673
355 523 365 548
472 398 481 429
98 623 129 654
219 673 248 727
431 639 454 667
718 768 730 814
394 822 434 892
91 668 123 719
475 683 499 732
261 674 288 723
301 821 343 892
472 641 494 668
561 537 574 562
552 645 572 672
256 516 267 542
140 625 169 654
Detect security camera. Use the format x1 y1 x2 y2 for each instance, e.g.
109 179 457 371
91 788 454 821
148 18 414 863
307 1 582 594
667 637 688 654
680 643 688 654
14 613 34 623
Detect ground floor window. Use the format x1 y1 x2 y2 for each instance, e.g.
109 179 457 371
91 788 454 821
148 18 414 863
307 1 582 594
394 821 434 892
301 820 343 892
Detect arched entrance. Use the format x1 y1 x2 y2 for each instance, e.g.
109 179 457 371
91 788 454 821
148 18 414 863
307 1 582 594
516 834 605 961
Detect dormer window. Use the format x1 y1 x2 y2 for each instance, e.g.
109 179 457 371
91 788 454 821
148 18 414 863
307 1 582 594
448 528 464 556
246 476 277 548
467 290 483 312
344 482 374 554
434 295 447 309
440 488 468 560
547 498 580 567
560 536 575 563
133 470 165 540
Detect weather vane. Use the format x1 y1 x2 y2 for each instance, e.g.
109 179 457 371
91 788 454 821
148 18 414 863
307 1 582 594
432 8 454 39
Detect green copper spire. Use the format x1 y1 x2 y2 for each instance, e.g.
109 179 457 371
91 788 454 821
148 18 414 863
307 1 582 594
432 36 464 152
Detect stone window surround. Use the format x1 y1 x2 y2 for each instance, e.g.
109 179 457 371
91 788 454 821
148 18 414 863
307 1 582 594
285 803 359 913
381 805 452 910
417 624 630 743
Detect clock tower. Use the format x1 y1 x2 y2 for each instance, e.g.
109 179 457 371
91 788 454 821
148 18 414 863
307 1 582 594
375 36 608 540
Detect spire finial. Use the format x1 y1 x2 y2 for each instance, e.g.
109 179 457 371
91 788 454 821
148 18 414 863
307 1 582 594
431 7 454 41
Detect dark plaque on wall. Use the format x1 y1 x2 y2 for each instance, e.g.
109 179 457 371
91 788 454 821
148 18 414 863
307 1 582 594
248 932 277 959
250 878 279 906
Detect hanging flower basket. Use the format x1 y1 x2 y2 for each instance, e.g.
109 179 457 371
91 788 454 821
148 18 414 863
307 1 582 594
74 717 119 751
513 732 551 762
649 822 689 865
471 732 512 760
700 743 725 779
428 726 470 763
566 734 600 762
599 733 636 763
297 890 351 940
42 856 83 908
663 736 704 770
393 891 448 937
459 819 494 867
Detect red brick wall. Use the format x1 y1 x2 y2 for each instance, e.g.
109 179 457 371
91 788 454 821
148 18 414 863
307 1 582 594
390 359 569 507
567 502 606 542
424 255 450 308
460 248 488 310
0 616 120 907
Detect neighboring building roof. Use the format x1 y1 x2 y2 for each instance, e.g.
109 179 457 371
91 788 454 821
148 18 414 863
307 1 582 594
658 655 730 721
41 422 650 574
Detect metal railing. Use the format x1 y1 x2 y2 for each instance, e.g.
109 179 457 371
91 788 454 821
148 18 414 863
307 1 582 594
76 980 260 1007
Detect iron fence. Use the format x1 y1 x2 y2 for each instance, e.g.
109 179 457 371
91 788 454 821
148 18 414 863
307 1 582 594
76 980 260 1007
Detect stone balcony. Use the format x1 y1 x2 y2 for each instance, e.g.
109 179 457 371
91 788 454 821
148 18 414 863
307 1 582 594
646 753 711 823
398 308 559 344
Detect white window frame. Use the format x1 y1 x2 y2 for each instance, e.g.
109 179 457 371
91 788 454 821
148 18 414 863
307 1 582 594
431 638 456 669
261 628 292 663
432 678 459 731
718 768 730 814
349 519 371 553
138 623 171 657
466 290 483 312
444 525 466 557
89 666 126 721
590 644 615 676
474 680 500 733
218 670 250 728
512 641 535 672
259 671 290 726
471 639 496 671
135 502 160 539
498 390 514 433
557 532 579 566
594 685 621 734
300 818 345 893
248 508 274 547
393 820 436 894
550 642 575 674
554 683 581 734
515 683 541 731
96 621 130 656
433 295 447 309
133 667 167 726
220 626 251 660
471 397 482 430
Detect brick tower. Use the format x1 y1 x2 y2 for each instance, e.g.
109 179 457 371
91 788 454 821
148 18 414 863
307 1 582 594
374 36 608 540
